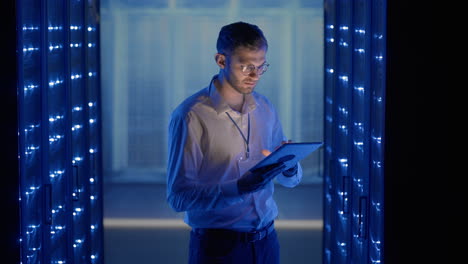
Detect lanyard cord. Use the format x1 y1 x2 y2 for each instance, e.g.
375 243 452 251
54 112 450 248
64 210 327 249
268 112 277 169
226 112 250 158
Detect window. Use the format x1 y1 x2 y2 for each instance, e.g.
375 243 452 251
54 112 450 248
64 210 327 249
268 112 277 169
101 0 323 183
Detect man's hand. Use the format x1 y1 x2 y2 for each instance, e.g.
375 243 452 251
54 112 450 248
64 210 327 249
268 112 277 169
237 162 286 194
261 140 298 178
282 164 298 177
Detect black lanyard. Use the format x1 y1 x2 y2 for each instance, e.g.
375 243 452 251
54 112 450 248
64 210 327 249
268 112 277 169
226 112 250 158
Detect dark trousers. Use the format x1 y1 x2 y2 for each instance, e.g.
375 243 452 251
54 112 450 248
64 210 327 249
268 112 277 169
188 227 280 264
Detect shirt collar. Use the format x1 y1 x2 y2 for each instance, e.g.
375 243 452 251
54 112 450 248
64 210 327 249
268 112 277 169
208 75 258 115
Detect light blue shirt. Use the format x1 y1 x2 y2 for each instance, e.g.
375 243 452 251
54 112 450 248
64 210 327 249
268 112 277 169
167 76 302 231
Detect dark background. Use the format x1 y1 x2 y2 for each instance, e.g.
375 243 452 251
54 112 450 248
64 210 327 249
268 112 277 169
385 1 452 263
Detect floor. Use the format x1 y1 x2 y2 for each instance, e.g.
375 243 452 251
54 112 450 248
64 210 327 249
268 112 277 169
103 183 323 264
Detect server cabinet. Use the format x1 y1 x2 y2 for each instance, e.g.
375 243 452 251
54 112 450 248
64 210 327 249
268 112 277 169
17 0 103 263
323 0 386 263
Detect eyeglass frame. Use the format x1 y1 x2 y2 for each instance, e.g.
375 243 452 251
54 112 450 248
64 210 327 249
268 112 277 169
240 62 270 76
219 52 270 76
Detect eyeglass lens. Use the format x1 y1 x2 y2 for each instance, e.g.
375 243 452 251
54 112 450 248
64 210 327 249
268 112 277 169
242 63 269 75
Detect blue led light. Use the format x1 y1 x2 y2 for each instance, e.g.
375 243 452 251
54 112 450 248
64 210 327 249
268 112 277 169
49 44 63 51
24 84 39 92
49 134 63 143
72 106 82 112
70 74 82 80
372 160 382 168
373 34 383 40
24 145 39 155
70 43 82 48
338 106 349 115
71 124 82 131
23 46 39 52
25 124 40 131
24 186 40 195
73 208 83 216
49 170 65 179
49 115 64 122
355 28 366 34
338 159 349 168
354 86 365 92
47 26 63 31
22 26 39 31
48 79 64 87
339 75 349 82
372 201 382 212
339 40 349 47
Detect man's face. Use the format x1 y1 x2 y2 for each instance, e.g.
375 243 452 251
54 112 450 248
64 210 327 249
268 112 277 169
223 46 267 95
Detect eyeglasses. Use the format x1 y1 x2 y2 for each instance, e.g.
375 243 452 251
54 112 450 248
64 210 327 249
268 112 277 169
240 62 270 76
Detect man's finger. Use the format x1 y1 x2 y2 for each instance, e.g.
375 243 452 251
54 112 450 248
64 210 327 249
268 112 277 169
261 149 272 156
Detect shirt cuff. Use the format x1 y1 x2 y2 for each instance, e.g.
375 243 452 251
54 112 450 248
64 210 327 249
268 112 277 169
282 164 298 177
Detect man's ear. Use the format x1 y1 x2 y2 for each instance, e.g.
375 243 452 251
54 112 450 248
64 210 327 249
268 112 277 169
214 53 226 69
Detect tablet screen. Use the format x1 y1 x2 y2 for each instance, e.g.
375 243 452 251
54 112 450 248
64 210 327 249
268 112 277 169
250 142 323 172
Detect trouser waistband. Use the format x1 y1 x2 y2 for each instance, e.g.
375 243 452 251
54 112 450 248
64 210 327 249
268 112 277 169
193 221 275 243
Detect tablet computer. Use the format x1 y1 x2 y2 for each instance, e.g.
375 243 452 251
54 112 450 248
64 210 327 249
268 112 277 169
250 142 323 172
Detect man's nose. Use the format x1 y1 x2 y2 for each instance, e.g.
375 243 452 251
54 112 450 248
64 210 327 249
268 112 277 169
248 70 260 79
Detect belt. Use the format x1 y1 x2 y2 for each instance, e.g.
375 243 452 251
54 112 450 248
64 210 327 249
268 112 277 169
193 221 275 243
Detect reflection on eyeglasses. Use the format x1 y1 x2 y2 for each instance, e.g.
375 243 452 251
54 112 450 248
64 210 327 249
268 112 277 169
240 62 270 76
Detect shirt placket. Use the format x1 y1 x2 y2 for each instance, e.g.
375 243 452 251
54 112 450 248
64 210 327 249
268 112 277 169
227 111 249 159
240 113 249 158
242 112 264 227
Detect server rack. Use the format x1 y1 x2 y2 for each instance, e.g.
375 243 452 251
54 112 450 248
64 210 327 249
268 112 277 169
17 0 103 263
323 1 386 263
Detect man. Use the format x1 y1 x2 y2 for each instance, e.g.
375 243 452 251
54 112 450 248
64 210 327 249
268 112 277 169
167 21 302 264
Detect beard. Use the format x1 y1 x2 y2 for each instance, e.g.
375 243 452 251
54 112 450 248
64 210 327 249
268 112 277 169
225 74 257 95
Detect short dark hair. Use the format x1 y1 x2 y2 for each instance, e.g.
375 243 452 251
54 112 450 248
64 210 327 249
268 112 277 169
216 21 268 55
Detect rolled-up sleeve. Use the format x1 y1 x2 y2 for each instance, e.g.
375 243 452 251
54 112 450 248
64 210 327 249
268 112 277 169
275 164 303 188
166 112 242 213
